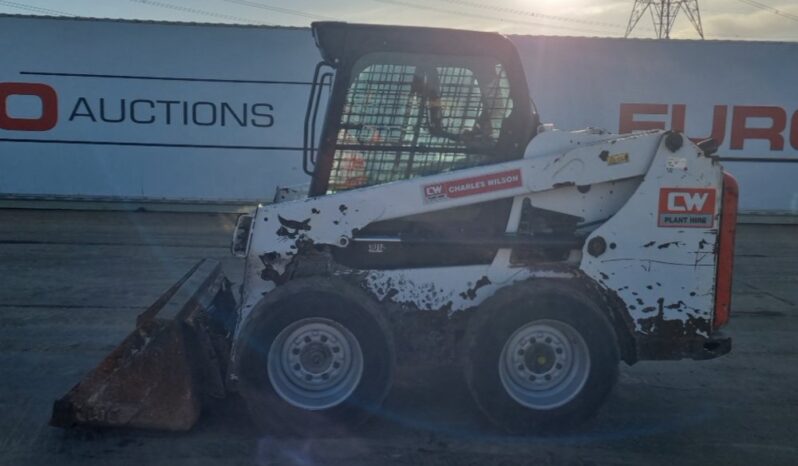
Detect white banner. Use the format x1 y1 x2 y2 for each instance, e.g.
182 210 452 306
0 17 316 202
1 16 796 212
512 35 798 213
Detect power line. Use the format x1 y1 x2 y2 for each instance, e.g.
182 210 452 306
126 0 264 24
374 0 620 36
437 0 631 31
216 0 335 21
734 0 798 23
0 1 75 16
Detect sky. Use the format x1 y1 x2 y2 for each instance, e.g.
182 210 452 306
0 0 796 41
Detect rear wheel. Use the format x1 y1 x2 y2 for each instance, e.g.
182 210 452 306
498 319 591 411
464 282 619 433
236 279 394 436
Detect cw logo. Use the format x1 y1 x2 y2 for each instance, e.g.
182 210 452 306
659 187 716 216
667 191 709 212
425 184 443 196
0 82 58 131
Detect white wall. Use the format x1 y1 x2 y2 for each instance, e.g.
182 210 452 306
512 35 798 213
0 16 316 202
1 16 796 212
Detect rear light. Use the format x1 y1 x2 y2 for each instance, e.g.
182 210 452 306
713 172 739 329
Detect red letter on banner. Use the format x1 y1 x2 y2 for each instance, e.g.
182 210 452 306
791 111 798 150
619 103 668 134
0 82 58 131
730 106 786 150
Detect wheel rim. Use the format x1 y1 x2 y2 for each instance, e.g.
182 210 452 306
498 319 590 410
268 317 364 411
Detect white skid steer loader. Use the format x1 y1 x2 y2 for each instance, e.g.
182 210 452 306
51 22 738 434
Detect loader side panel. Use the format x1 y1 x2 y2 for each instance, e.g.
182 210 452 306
238 131 659 332
579 134 728 359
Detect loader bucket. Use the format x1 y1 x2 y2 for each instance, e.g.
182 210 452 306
50 259 237 431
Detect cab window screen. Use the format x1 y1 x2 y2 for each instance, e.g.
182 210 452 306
327 53 513 193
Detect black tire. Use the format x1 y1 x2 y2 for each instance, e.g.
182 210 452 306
464 280 619 433
235 277 394 437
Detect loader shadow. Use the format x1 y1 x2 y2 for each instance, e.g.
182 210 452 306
214 366 718 461
47 366 718 466
246 371 720 466
372 366 717 444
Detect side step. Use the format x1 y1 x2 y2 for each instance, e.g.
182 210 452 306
50 259 237 431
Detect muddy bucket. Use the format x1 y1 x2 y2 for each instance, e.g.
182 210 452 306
50 259 237 431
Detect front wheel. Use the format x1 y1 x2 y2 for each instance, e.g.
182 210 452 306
267 317 365 411
464 282 620 433
236 279 394 436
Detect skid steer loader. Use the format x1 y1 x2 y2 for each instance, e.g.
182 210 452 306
51 22 738 434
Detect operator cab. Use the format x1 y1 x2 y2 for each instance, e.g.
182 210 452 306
305 21 539 195
303 22 548 269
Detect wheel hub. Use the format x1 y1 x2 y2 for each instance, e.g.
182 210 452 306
498 319 591 410
524 343 556 374
268 317 364 411
299 342 333 374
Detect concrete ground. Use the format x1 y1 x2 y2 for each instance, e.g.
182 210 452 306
0 209 796 466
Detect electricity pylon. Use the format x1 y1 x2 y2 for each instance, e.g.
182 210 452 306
625 0 704 39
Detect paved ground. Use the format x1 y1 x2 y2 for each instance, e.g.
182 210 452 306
0 209 796 466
